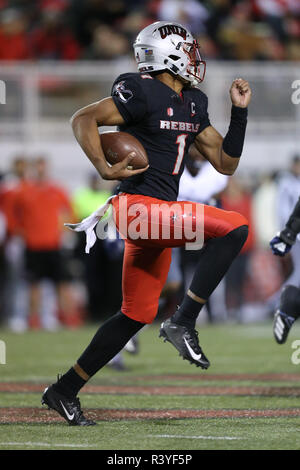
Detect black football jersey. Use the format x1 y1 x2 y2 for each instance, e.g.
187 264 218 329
111 72 210 201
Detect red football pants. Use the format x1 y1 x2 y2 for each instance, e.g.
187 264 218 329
111 193 248 324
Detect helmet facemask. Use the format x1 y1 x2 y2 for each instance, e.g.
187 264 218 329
176 40 206 85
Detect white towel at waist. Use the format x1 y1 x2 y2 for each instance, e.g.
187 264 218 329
64 195 116 254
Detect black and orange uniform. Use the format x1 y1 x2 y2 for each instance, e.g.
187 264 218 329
109 73 248 324
46 23 250 413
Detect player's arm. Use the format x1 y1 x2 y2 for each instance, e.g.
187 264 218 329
70 97 148 180
270 197 300 256
194 79 251 176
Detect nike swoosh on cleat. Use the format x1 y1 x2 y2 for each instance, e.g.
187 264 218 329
60 401 75 421
183 337 202 361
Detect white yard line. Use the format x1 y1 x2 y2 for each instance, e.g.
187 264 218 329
0 441 95 448
149 434 243 441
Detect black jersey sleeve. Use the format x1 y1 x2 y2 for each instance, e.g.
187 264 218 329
111 74 148 124
196 91 211 135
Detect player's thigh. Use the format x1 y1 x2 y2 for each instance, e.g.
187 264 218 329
112 194 199 248
112 193 248 248
121 240 171 324
202 204 248 240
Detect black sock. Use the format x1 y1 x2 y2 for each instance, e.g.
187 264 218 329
173 225 248 328
280 285 300 317
172 295 204 328
77 311 145 377
54 367 86 399
54 311 145 398
56 310 145 399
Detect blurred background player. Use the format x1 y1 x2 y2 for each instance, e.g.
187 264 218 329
220 176 256 321
0 173 7 320
0 157 30 331
12 157 80 330
270 170 300 344
268 155 300 308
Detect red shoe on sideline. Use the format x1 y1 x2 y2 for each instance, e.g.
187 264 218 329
58 310 84 329
28 313 41 330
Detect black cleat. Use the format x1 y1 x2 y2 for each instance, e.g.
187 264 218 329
273 285 300 344
42 384 96 426
159 318 210 369
273 310 296 344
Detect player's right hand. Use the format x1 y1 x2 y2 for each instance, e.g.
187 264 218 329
270 234 292 257
101 153 149 180
230 79 252 108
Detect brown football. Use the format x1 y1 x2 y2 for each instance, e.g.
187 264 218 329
100 131 149 170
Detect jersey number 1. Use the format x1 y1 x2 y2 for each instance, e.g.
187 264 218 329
173 134 188 175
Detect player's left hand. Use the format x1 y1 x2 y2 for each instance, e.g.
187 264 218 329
230 79 252 108
270 235 292 257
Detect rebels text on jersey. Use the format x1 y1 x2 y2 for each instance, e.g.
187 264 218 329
111 72 210 201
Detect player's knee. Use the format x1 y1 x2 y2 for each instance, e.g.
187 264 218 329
228 224 249 249
238 224 249 243
122 306 157 324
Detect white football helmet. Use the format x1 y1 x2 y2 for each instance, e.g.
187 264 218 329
133 21 206 86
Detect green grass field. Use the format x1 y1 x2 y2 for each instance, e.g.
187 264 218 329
0 321 300 450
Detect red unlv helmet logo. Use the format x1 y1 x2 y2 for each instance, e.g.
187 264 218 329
158 24 187 40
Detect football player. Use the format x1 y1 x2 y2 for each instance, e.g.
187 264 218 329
42 21 251 425
270 196 300 344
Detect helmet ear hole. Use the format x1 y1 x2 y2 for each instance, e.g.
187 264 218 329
168 55 180 61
